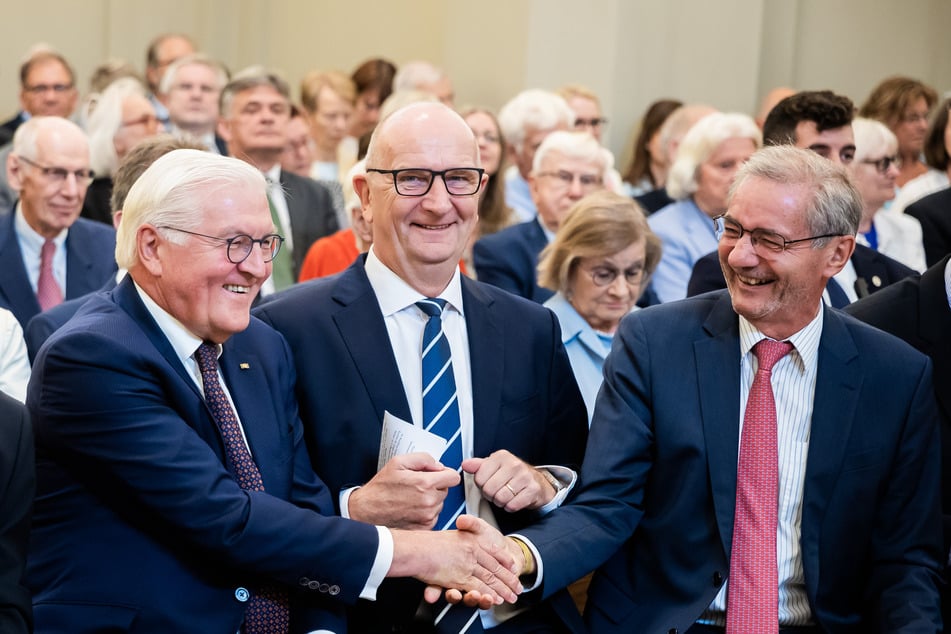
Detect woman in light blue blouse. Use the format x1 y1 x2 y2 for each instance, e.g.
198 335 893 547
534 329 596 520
537 191 661 424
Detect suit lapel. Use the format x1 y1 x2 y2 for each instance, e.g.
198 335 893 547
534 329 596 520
332 260 412 424
799 307 861 593
0 215 39 323
917 257 951 420
64 222 96 298
696 293 743 555
463 279 503 458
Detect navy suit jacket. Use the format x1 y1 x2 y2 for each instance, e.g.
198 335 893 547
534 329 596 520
0 392 32 634
27 277 379 633
517 291 943 633
280 169 339 278
905 187 951 268
254 255 589 633
686 243 915 299
472 218 553 304
0 211 117 328
24 278 117 363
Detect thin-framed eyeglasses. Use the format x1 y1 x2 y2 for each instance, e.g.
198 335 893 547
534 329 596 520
23 83 73 94
536 170 603 191
713 215 844 256
16 155 94 186
860 155 901 174
575 117 608 129
121 114 160 128
158 226 284 263
366 167 484 196
584 264 645 287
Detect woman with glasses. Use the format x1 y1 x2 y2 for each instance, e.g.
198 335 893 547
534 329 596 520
646 112 761 303
859 76 938 188
83 77 160 225
849 117 926 272
537 190 661 424
891 97 951 214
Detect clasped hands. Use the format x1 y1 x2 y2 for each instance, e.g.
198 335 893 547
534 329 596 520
350 451 553 607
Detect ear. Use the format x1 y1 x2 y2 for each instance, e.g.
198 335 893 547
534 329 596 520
528 173 542 206
354 174 373 225
822 235 855 278
137 225 165 276
216 117 231 143
6 153 23 192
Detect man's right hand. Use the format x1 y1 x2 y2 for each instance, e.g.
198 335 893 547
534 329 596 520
389 515 523 606
348 453 460 529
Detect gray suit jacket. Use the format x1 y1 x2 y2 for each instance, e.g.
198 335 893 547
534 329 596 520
279 170 339 278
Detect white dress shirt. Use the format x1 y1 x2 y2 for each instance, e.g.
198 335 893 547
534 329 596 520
14 204 67 294
0 307 30 402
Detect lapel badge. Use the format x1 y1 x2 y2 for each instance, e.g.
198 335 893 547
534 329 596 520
239 363 251 370
871 275 882 288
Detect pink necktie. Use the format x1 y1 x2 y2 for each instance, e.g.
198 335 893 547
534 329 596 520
194 343 289 634
36 239 63 311
726 338 793 634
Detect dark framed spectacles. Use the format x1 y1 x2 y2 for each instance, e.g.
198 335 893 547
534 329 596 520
23 83 73 94
585 264 645 287
860 155 901 174
713 214 844 256
16 155 94 186
574 117 608 128
159 226 284 263
366 167 484 196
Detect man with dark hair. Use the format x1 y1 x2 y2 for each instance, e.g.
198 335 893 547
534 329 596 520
688 90 913 304
218 67 339 293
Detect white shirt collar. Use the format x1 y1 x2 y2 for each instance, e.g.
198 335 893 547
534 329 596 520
133 279 213 367
737 305 824 373
364 246 464 318
14 202 68 250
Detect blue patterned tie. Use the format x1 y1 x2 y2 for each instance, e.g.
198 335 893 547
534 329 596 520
416 299 466 531
195 343 290 634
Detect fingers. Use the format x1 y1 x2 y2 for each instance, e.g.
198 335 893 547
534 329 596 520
466 450 552 512
423 584 443 604
460 457 483 473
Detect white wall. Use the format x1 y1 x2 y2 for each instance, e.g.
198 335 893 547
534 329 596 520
2 0 947 170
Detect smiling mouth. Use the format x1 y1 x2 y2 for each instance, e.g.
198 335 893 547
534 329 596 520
224 284 250 294
736 274 773 287
416 222 453 231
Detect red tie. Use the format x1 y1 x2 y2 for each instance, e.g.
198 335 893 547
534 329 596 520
726 338 793 634
37 239 63 311
194 343 290 634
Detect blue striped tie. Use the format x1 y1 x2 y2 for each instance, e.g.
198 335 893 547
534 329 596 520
416 298 466 531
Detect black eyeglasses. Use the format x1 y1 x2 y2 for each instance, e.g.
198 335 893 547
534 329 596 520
575 117 607 128
366 167 484 196
159 226 284 263
23 83 73 94
860 155 901 174
585 265 645 287
17 155 94 186
713 215 844 256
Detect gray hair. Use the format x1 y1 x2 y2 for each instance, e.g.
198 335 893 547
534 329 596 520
851 116 898 163
498 89 574 152
219 66 290 119
116 149 265 268
86 77 150 177
393 61 446 92
12 115 87 163
159 53 229 95
728 145 861 240
666 112 761 200
531 130 612 178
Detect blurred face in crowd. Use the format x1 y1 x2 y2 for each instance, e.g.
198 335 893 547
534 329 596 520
20 59 77 118
511 123 568 180
568 239 646 334
350 89 383 138
893 96 931 157
567 95 605 143
692 136 756 218
281 115 316 177
8 120 90 238
165 63 222 134
850 145 900 221
147 36 195 94
218 85 290 158
309 86 353 153
113 94 160 158
531 150 604 231
793 121 855 165
464 110 503 175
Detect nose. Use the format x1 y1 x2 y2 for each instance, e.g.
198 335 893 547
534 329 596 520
239 242 269 278
606 273 630 297
422 175 454 213
726 233 759 268
60 172 82 197
567 177 585 198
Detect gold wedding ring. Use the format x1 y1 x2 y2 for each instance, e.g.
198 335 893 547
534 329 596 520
505 483 517 496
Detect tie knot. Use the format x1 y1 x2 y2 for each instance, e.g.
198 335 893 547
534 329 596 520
416 298 447 318
194 342 219 374
752 338 793 372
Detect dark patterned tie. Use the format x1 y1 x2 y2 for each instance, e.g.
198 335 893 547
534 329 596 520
194 343 290 634
415 300 482 633
726 339 793 634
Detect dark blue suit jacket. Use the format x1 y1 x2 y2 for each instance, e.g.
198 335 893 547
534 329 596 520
0 392 32 634
686 243 915 299
23 278 117 363
472 218 553 304
517 291 943 633
254 255 589 633
905 187 951 268
27 277 380 633
0 211 117 328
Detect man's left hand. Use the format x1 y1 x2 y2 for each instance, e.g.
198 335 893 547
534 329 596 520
462 450 557 512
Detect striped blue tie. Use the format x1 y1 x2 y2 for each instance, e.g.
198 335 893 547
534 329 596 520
416 298 466 531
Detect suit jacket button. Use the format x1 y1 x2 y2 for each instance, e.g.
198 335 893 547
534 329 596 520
668 629 678 634
298 576 310 587
308 580 320 590
713 571 724 586
235 587 250 602
329 585 340 595
319 583 330 593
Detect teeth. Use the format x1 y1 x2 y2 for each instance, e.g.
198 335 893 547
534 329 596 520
224 285 249 294
738 275 770 286
419 223 451 230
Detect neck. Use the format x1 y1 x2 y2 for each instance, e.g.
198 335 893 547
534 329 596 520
173 122 214 137
312 142 337 162
233 148 281 173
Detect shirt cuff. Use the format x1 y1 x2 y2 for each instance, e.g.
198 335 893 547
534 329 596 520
508 533 544 592
535 465 577 515
359 526 392 601
339 486 358 519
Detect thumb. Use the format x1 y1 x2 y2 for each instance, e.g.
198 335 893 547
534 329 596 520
395 452 445 472
461 457 484 474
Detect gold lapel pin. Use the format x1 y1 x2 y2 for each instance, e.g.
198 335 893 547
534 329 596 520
239 363 250 370
871 275 882 288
